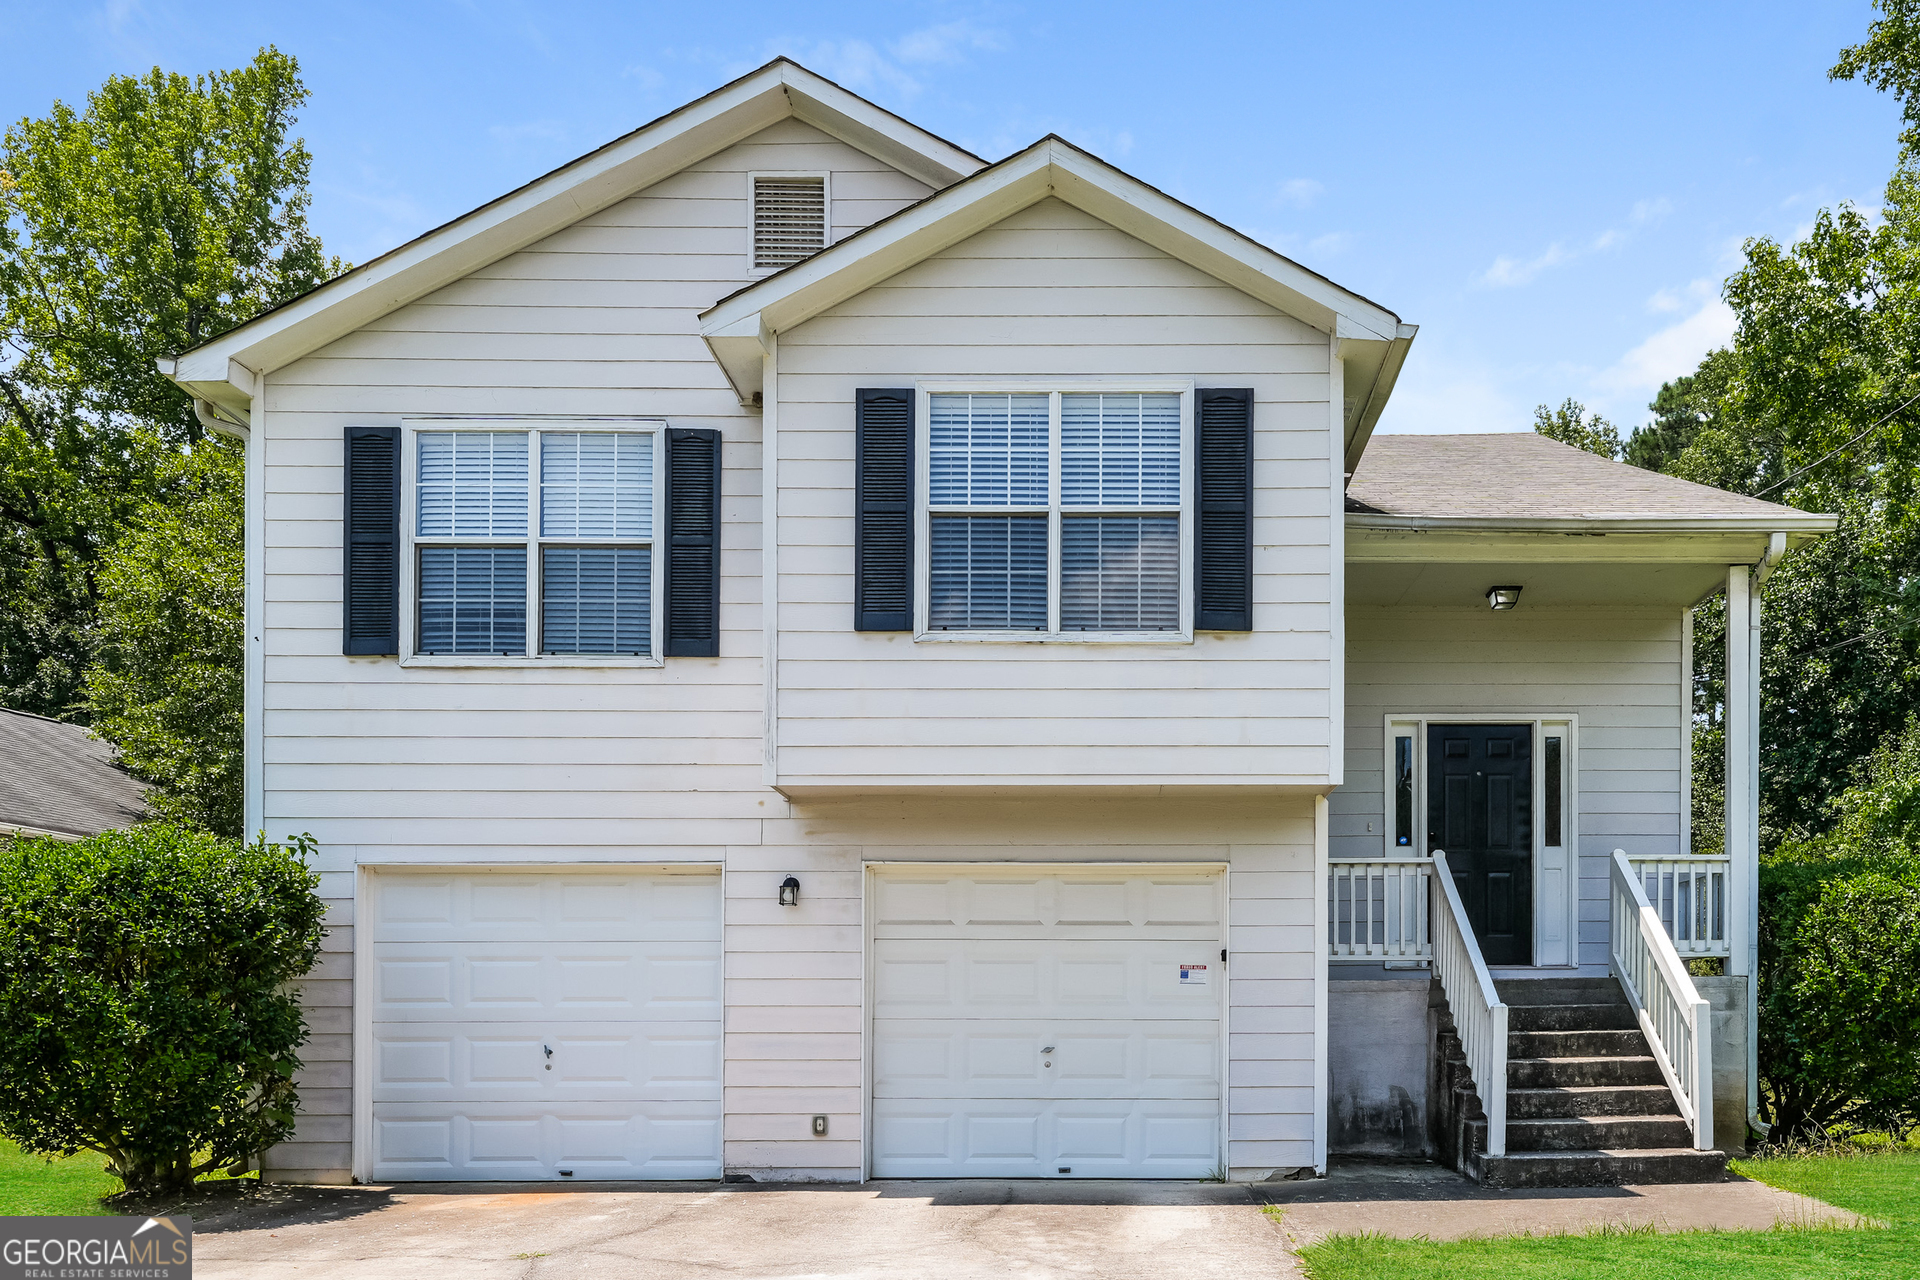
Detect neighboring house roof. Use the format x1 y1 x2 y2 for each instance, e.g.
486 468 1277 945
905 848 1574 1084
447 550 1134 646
1346 433 1836 534
0 709 147 839
698 134 1417 461
157 58 988 420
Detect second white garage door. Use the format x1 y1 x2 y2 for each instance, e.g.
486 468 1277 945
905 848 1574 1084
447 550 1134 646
366 869 722 1181
870 867 1224 1178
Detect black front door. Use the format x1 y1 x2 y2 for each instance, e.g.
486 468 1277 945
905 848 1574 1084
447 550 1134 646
1428 724 1533 965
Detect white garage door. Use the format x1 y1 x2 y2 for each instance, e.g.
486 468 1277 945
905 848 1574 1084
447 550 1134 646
870 868 1223 1178
367 870 721 1181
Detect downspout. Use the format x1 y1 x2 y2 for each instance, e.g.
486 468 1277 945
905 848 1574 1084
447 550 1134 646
1744 531 1786 1144
194 397 251 442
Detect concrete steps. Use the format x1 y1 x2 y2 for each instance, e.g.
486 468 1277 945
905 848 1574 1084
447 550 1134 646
1435 976 1728 1188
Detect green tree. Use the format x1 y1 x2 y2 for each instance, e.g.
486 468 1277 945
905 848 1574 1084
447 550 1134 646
1833 0 1920 143
1532 397 1622 459
85 447 244 835
0 825 325 1194
1623 353 1732 473
0 49 337 723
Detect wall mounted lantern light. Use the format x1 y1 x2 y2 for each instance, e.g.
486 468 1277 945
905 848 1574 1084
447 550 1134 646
778 876 801 906
1485 585 1523 611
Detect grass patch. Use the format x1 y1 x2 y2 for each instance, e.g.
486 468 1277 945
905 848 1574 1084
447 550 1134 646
0 1141 121 1217
0 1140 264 1217
1293 1150 1920 1280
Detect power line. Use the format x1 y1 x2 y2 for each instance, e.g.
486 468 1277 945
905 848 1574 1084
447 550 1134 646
1756 391 1920 497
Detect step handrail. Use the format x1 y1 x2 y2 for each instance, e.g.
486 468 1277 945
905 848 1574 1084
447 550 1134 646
1609 849 1713 1150
1429 850 1509 1157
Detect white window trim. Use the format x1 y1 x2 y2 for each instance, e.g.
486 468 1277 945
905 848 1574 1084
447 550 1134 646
398 416 666 669
912 378 1196 645
746 171 832 277
1380 713 1580 969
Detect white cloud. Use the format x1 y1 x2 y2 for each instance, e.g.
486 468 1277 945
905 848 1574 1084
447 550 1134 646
1480 242 1570 288
1275 178 1324 209
892 20 1002 64
1593 297 1736 398
1308 231 1351 257
1477 196 1671 288
1630 197 1673 225
1373 348 1529 436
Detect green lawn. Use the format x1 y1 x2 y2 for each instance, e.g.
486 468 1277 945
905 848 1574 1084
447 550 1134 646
1293 1150 1920 1280
0 1141 121 1216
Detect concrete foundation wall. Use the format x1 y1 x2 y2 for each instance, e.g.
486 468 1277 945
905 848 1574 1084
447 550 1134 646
1327 975 1434 1157
1694 974 1752 1155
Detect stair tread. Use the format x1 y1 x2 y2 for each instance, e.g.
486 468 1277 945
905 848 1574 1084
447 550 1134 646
1489 1148 1723 1160
1509 1085 1673 1097
1516 1115 1686 1126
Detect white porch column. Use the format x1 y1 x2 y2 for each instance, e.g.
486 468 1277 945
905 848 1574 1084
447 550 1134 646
1723 564 1760 1131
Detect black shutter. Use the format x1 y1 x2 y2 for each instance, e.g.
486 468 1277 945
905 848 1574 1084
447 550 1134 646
854 388 915 631
663 427 721 657
342 426 400 655
1194 389 1253 631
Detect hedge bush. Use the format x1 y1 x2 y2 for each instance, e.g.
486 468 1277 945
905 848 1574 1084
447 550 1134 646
0 824 325 1193
1760 718 1920 1140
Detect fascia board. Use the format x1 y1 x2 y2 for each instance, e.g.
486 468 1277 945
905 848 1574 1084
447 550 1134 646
1347 515 1836 564
703 139 1404 348
1341 324 1418 473
1046 146 1400 340
783 77 983 187
701 150 1056 338
177 82 790 389
163 58 988 401
1347 513 1837 534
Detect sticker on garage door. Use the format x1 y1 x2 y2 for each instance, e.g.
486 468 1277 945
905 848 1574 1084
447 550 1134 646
1179 964 1208 986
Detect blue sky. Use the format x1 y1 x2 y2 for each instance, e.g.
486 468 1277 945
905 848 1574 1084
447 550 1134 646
2 0 1904 435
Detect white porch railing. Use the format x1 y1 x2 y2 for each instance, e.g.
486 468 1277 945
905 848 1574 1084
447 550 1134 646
1429 850 1508 1157
1328 859 1432 959
1625 856 1731 959
1610 850 1714 1149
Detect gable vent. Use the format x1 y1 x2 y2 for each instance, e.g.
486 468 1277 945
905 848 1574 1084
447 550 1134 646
753 176 827 270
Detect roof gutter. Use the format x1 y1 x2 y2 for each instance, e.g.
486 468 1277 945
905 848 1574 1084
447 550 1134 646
1347 512 1838 536
1341 324 1418 476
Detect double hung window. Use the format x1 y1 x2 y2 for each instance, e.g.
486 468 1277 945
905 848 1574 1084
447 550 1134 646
922 389 1189 637
410 423 660 660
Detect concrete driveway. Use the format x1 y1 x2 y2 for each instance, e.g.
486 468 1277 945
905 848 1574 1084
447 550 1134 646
189 1180 1300 1280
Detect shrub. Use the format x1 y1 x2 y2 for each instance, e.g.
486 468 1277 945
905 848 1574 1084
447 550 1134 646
0 824 324 1193
1759 718 1920 1140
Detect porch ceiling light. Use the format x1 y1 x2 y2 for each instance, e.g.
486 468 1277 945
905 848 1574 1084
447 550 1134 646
779 876 801 906
1486 585 1523 611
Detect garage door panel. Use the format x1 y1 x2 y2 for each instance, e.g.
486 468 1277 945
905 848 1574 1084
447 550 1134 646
372 1024 721 1102
870 1099 1219 1179
873 941 1221 1019
874 1019 1218 1100
375 872 721 943
369 871 721 1182
372 941 720 1021
869 868 1223 1179
369 1101 721 1182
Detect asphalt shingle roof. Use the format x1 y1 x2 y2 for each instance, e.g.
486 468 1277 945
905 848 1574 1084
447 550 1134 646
0 708 147 838
1346 433 1814 521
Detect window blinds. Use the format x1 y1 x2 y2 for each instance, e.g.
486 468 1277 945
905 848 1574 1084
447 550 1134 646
418 433 528 537
1061 393 1180 506
929 393 1049 506
541 432 651 538
753 176 826 270
543 547 651 654
418 546 527 654
1061 514 1179 631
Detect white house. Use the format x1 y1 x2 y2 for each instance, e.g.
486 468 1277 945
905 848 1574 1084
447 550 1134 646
162 61 1833 1188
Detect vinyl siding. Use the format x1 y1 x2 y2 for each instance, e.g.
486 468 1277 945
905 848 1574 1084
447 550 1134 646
772 197 1337 787
255 118 931 1181
1333 605 1686 975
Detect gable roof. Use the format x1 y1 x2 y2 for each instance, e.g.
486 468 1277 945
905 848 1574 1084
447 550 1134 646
698 135 1417 455
1347 433 1835 532
159 59 987 419
0 709 148 839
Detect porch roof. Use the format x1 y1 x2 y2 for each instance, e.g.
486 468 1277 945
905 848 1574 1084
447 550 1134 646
1344 434 1836 607
1346 433 1829 526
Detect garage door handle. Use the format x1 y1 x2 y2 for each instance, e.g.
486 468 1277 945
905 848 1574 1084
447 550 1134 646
1041 1045 1055 1054
544 1044 553 1059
